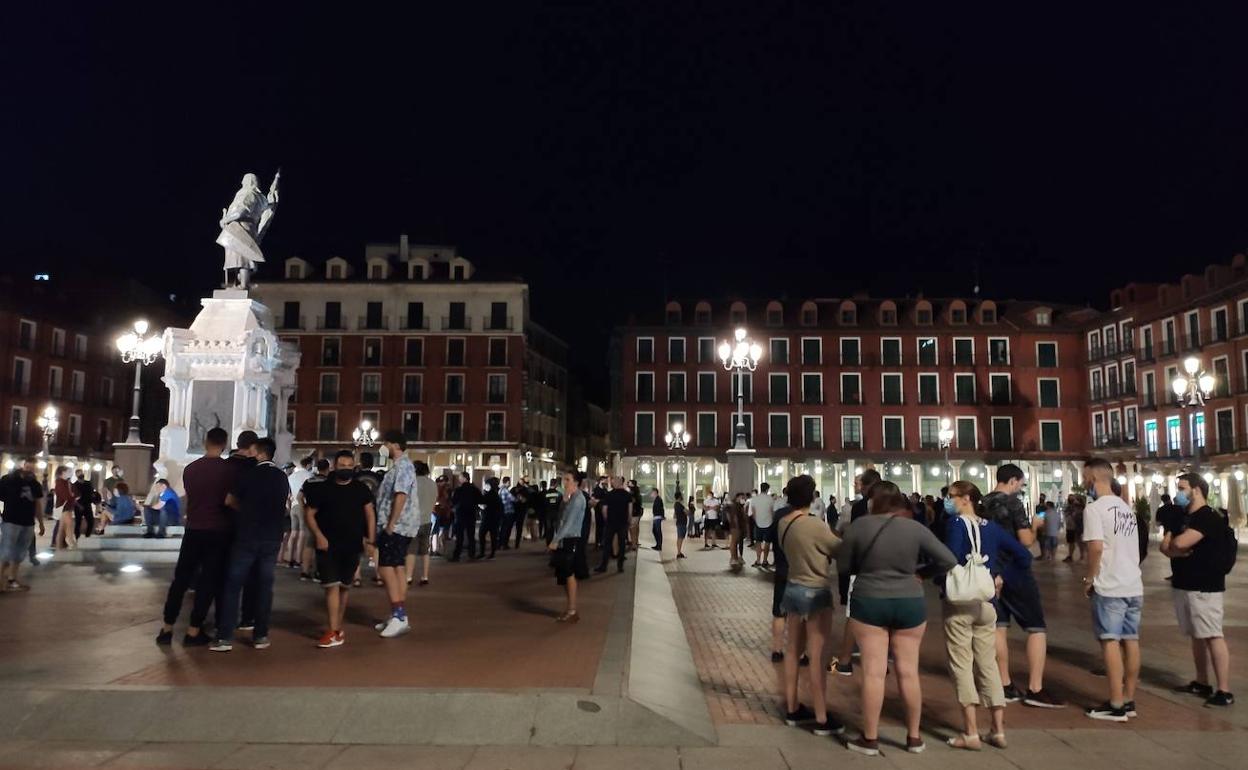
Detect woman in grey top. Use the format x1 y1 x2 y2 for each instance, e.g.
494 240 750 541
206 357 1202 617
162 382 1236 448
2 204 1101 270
836 481 957 757
548 470 588 623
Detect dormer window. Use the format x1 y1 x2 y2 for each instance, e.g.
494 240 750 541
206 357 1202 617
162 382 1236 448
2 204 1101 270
981 307 996 323
368 263 386 280
286 263 303 279
800 302 817 327
1035 310 1051 326
694 303 711 325
881 309 896 325
916 309 931 324
452 265 466 280
665 302 682 325
328 263 345 280
730 301 747 325
951 308 966 324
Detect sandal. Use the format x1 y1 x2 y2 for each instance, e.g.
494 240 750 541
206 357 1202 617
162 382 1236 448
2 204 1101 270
556 611 580 624
984 733 1007 749
947 734 982 751
352 578 362 588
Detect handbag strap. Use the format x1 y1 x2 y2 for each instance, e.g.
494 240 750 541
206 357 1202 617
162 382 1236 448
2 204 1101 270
852 515 897 575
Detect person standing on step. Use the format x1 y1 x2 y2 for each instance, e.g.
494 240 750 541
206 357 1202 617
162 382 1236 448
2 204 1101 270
304 450 375 648
71 469 98 540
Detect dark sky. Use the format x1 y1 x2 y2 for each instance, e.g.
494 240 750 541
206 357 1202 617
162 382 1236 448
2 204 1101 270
5 4 1248 401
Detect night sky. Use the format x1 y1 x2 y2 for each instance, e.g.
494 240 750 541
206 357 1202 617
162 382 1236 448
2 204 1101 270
5 4 1248 400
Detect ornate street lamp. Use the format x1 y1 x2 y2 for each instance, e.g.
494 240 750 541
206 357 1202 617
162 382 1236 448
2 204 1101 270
36 405 58 486
665 421 691 450
1171 356 1215 408
115 320 163 444
352 419 379 448
718 328 763 450
938 417 955 484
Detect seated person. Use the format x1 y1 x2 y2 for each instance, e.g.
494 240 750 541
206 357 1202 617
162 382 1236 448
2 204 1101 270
102 481 137 526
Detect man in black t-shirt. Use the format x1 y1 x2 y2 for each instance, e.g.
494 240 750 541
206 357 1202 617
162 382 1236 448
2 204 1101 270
595 478 633 573
304 450 376 648
0 458 45 591
543 479 562 546
1162 473 1235 707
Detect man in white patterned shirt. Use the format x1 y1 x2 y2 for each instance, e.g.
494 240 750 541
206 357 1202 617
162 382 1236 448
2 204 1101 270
375 430 418 638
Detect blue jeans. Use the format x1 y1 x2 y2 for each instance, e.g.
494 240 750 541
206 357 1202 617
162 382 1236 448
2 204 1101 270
217 540 280 642
651 518 664 549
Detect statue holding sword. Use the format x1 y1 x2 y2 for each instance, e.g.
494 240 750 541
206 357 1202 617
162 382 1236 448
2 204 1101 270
217 170 280 290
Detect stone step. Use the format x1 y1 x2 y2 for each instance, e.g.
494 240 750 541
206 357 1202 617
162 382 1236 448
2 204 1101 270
45 549 181 565
76 536 183 551
104 525 185 537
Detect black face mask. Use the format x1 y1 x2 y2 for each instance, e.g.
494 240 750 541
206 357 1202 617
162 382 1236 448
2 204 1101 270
332 469 354 483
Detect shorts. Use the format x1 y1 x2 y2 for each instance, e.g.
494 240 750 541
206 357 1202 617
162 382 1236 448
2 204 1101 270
850 595 927 630
1066 529 1079 544
780 583 834 619
704 517 721 533
407 524 432 556
1173 590 1224 639
1044 535 1058 551
316 546 361 587
0 522 35 563
755 524 775 544
376 531 413 567
289 504 305 533
772 576 788 618
1091 593 1142 641
993 572 1047 632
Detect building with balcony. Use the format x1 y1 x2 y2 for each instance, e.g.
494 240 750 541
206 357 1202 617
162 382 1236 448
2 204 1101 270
251 237 570 482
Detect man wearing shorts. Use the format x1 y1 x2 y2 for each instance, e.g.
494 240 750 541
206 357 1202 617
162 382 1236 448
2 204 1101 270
1081 458 1143 721
303 450 375 648
0 457 45 592
1161 473 1235 707
983 464 1063 708
284 455 313 568
701 492 721 549
403 461 437 586
750 483 777 568
375 430 419 638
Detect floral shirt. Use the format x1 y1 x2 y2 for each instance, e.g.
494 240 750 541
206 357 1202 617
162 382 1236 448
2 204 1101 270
376 454 419 537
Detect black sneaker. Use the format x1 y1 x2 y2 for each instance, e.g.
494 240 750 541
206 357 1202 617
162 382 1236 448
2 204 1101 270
1205 691 1235 708
1023 689 1066 708
770 651 784 663
1002 683 1024 703
799 654 810 667
784 704 816 726
182 632 210 647
847 737 880 756
1123 701 1137 718
155 629 173 645
1175 681 1214 697
1085 702 1130 722
677 553 687 559
812 717 846 736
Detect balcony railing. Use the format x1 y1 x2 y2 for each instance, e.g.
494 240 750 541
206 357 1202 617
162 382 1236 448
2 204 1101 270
316 316 346 330
842 441 862 450
442 316 473 331
400 316 430 330
483 316 514 331
1137 344 1155 362
358 316 390 330
278 315 305 330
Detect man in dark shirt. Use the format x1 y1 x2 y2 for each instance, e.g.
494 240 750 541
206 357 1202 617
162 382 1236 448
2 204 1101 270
449 472 482 561
299 458 331 580
0 458 45 592
595 477 633 573
650 487 665 551
157 427 238 646
543 479 562 545
71 469 98 539
304 450 375 648
591 477 609 549
212 436 290 652
1155 493 1185 580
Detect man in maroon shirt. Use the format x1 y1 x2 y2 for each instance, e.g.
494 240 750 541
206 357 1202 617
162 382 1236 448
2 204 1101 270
156 427 238 646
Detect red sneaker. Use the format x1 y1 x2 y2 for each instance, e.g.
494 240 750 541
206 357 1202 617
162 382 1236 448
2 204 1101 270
317 630 344 648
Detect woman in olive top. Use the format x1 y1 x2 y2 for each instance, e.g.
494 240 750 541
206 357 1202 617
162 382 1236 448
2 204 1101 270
775 475 844 737
837 481 957 756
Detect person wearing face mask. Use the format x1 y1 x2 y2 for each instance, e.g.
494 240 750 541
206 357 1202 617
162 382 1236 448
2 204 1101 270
0 457 46 592
303 450 375 648
480 478 504 559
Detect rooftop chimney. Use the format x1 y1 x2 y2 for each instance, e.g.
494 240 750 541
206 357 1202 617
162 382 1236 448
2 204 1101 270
399 233 409 260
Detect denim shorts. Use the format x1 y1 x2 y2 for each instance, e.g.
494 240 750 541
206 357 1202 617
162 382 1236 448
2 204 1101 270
0 522 35 563
780 583 833 619
1091 593 1142 641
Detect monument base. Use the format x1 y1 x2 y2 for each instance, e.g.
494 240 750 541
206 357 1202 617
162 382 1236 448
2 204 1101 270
111 442 155 495
726 445 757 497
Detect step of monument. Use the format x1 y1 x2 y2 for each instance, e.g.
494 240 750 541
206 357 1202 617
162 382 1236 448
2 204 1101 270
104 525 185 537
77 536 183 551
49 549 181 565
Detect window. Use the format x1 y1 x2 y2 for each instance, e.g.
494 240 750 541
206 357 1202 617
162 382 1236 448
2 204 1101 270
989 373 1011 405
636 413 656 446
698 338 715 363
668 372 687 402
951 306 967 324
404 338 424 366
919 417 940 449
696 413 717 448
1144 419 1158 453
1185 310 1200 348
1163 319 1176 354
51 328 65 357
956 417 977 449
48 366 63 398
803 416 823 449
1093 413 1106 446
802 373 822 404
365 302 384 329
738 413 755 448
770 338 790 365
1213 356 1231 398
486 412 506 441
881 338 902 366
636 372 655 403
1109 410 1122 441
446 338 466 366
322 301 343 329
361 373 382 403
840 306 857 324
319 373 339 403
769 373 789 405
402 374 423 403
321 338 341 366
17 320 35 351
1038 378 1059 408
1036 341 1058 367
918 373 939 405
990 417 1013 450
732 372 753 403
1216 408 1234 453
917 338 937 366
405 301 425 329
697 372 716 404
695 305 711 325
668 337 686 364
100 377 114 406
317 411 338 441
841 416 862 449
362 337 383 366
1166 415 1182 455
1140 326 1154 359
916 307 932 325
70 371 85 402
883 416 904 450
637 337 655 363
1143 370 1156 406
954 338 974 365
1213 307 1229 342
841 373 861 404
730 304 746 325
988 338 1010 365
1192 412 1206 450
1107 365 1120 397
769 414 790 447
1124 406 1138 441
488 374 507 404
880 307 897 325
9 407 26 445
882 373 903 405
946 374 972 406
1040 421 1062 451
1123 360 1136 394
445 374 465 404
766 306 783 326
1035 310 1051 326
285 410 295 435
402 411 422 440
447 302 467 330
282 301 301 329
444 412 464 441
982 306 997 323
840 338 860 365
801 338 821 365
488 338 507 366
489 302 509 330
801 305 818 326
73 334 87 360
11 358 30 395
1088 330 1103 358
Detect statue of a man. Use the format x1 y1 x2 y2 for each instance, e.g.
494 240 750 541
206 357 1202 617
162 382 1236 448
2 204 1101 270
217 171 280 289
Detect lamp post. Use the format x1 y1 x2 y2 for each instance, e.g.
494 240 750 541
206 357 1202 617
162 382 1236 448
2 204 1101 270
36 405 58 486
938 417 955 484
115 320 163 444
352 419 379 448
665 421 691 451
1171 356 1215 408
718 328 762 450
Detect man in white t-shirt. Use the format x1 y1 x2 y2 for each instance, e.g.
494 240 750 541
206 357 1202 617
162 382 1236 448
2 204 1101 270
810 491 827 522
1081 457 1143 723
748 483 777 568
282 456 314 568
702 493 721 549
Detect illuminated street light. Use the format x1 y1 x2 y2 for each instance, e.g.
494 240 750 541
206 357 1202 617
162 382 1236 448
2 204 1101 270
665 421 691 450
115 319 164 444
719 328 762 449
1171 356 1215 408
352 419 379 447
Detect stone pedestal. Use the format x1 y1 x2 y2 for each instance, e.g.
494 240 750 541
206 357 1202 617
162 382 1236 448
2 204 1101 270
726 447 757 497
111 442 155 493
156 289 299 493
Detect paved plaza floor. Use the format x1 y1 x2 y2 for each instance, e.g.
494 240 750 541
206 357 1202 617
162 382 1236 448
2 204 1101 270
0 525 1244 769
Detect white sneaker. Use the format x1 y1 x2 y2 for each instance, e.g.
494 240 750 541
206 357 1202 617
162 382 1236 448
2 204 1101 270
379 616 410 638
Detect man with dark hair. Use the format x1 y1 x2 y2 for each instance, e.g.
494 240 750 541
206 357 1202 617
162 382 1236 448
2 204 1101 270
650 487 665 551
144 479 181 539
403 460 437 585
1162 472 1235 707
304 450 375 648
543 478 562 545
0 457 44 592
212 436 289 651
983 463 1062 708
299 458 331 581
158 427 236 646
374 430 419 637
595 477 633 573
749 482 776 568
450 471 482 562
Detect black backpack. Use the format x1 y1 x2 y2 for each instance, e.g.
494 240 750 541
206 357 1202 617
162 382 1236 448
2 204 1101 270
1217 510 1239 575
